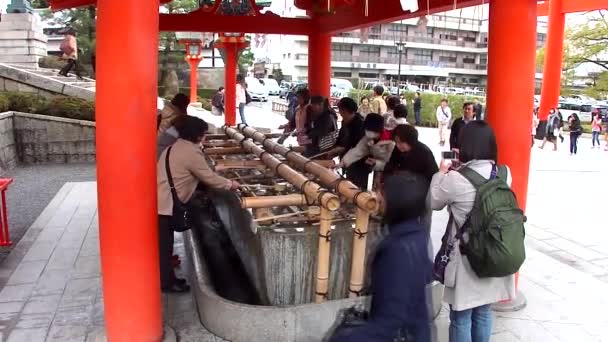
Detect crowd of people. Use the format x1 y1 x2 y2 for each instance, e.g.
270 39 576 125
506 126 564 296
155 85 526 342
537 107 608 154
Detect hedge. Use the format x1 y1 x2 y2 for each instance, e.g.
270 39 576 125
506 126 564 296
349 89 484 127
158 87 217 100
0 92 95 121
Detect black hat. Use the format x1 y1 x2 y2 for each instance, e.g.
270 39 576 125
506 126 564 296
363 113 384 133
171 93 190 114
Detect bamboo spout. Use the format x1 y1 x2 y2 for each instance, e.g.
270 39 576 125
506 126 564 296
241 194 309 208
224 127 340 211
237 125 377 213
315 207 332 303
349 208 370 298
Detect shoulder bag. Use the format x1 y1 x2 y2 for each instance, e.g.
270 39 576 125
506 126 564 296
319 116 339 152
165 146 197 232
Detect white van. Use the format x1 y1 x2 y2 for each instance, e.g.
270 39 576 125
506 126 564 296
330 78 353 98
261 78 281 96
245 77 269 102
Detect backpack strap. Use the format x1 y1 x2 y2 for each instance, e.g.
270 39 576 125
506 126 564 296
456 166 487 189
496 165 508 181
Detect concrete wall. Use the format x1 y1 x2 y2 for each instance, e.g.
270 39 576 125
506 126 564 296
0 113 17 175
0 111 96 168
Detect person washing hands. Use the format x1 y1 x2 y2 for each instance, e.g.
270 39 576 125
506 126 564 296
335 113 395 189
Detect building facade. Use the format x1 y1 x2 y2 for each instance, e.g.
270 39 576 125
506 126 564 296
275 6 547 89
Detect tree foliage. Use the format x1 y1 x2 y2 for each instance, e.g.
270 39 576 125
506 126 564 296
567 10 608 71
583 71 608 99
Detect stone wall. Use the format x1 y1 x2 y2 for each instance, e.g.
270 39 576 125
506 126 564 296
0 112 95 168
0 113 17 175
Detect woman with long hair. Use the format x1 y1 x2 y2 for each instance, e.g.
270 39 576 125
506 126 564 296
568 113 582 155
591 112 602 149
305 96 338 157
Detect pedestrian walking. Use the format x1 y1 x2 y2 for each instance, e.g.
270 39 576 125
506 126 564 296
413 92 422 126
58 29 83 80
591 112 602 149
532 109 539 148
211 87 225 116
436 99 452 147
449 102 475 151
568 113 582 155
539 108 560 151
236 74 247 124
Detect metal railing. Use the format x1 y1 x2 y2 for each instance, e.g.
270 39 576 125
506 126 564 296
335 32 485 49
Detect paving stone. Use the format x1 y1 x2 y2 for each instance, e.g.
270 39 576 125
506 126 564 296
32 271 71 296
0 301 24 314
22 295 62 314
6 260 47 285
46 324 87 342
0 284 34 302
79 238 100 257
46 247 80 270
542 322 596 342
525 224 558 241
34 228 64 243
546 238 606 261
72 256 101 279
56 231 88 250
500 319 561 342
22 241 57 262
6 327 48 342
52 305 93 326
490 331 521 342
15 312 54 329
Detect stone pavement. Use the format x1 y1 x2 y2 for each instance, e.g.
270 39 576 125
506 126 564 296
0 128 606 341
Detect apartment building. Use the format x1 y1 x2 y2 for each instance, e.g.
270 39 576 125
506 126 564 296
275 6 547 89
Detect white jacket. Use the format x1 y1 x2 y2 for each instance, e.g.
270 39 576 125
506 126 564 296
429 160 516 311
436 106 452 125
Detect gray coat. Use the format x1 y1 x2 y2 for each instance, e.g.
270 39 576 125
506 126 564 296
429 160 516 311
341 136 395 171
157 126 179 160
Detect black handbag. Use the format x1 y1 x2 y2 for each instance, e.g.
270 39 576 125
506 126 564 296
432 214 454 283
165 146 196 232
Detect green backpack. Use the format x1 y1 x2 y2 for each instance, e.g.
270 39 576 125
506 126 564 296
457 165 526 278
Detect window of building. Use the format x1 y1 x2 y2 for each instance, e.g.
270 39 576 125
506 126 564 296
440 33 458 41
413 49 432 63
469 78 479 84
427 27 434 37
479 54 487 65
439 54 457 63
462 55 476 64
333 71 352 78
359 72 379 79
389 23 408 34
332 44 353 58
360 45 381 58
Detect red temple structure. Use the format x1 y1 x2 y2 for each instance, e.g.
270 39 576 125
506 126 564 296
43 0 608 341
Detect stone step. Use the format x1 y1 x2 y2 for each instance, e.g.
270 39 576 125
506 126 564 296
65 82 96 87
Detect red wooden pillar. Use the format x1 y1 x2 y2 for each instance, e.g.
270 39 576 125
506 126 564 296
96 0 163 340
486 0 536 311
308 33 331 97
538 0 565 121
224 44 238 126
188 59 200 104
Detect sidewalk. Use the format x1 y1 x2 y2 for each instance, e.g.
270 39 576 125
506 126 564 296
0 181 606 341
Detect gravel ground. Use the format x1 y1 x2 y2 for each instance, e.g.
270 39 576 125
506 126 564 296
0 163 97 263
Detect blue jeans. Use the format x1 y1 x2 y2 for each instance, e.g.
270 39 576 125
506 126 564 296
449 304 493 342
592 131 601 147
238 103 247 124
415 109 421 125
570 133 579 154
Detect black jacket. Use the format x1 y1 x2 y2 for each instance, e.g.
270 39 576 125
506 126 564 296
384 142 438 183
449 117 468 150
306 109 337 156
414 98 422 111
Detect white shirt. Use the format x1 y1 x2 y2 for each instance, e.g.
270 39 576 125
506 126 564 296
436 106 452 124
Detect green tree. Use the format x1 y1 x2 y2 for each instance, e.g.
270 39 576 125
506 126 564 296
567 10 608 71
272 68 285 83
238 48 255 75
31 0 49 8
583 71 608 99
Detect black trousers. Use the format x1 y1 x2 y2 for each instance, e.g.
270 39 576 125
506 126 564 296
158 215 176 287
345 166 370 191
60 58 81 77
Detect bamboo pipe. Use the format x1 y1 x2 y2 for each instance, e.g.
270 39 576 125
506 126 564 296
224 127 340 211
238 125 377 213
206 132 284 140
241 194 309 208
315 207 333 303
203 146 251 155
349 208 370 298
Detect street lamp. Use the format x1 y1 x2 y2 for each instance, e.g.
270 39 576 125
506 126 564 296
395 41 407 86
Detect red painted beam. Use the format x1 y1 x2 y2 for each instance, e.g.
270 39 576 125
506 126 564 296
317 0 484 35
49 0 171 11
159 11 313 35
538 0 607 16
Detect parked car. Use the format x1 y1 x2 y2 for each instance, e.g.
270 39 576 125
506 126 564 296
558 101 593 123
245 77 269 102
262 78 281 96
279 83 291 98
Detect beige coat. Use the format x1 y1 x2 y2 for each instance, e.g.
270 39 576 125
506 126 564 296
341 136 395 171
61 35 78 59
429 160 516 311
157 103 184 136
157 139 232 216
370 95 387 115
